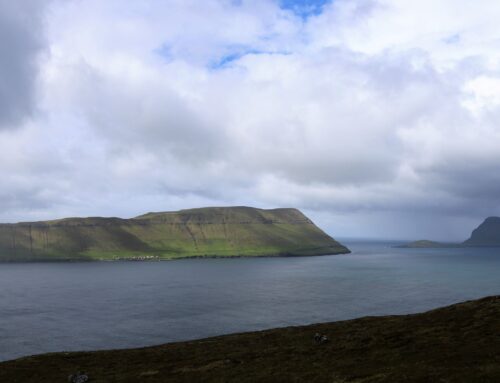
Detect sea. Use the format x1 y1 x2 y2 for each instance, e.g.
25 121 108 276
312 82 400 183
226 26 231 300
0 240 499 361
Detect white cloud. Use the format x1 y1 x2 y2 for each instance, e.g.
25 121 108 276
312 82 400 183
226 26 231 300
1 0 500 240
463 76 500 114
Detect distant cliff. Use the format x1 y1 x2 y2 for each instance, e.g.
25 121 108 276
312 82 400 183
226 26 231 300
0 206 350 261
462 217 500 247
399 216 500 248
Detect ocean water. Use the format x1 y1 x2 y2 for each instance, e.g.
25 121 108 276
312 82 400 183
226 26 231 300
0 240 499 361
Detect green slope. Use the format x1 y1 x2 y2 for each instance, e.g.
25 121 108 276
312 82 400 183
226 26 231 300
0 206 349 261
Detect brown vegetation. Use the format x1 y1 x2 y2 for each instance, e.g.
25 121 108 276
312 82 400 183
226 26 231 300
1 296 498 382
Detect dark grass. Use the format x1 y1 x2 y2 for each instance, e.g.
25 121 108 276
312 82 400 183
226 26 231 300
1 296 499 382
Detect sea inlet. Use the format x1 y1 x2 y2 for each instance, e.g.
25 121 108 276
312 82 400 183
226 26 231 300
0 240 499 361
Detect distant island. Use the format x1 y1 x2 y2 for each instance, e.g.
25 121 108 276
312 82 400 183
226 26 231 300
398 216 500 248
396 240 460 249
0 206 350 261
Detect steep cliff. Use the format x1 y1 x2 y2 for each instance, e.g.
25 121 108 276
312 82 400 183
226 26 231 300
0 206 349 261
463 216 500 246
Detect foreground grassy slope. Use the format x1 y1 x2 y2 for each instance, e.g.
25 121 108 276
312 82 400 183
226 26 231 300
1 296 498 382
0 206 349 261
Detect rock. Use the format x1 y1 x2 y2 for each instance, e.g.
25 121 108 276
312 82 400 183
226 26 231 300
313 333 329 344
313 333 322 343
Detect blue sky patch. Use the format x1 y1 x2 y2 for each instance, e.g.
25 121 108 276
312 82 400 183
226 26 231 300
155 43 174 62
279 0 331 19
209 48 291 70
444 33 461 45
210 49 262 69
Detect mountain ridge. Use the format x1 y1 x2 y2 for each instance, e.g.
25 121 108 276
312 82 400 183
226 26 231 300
0 206 349 261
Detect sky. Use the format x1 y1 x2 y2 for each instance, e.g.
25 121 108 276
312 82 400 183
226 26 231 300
1 0 500 241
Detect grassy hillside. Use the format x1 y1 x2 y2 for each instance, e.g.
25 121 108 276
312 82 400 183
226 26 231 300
1 296 498 382
0 206 349 261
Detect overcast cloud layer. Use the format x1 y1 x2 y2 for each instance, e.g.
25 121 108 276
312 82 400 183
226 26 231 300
1 0 500 240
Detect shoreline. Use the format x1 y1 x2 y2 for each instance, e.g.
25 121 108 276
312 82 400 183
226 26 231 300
0 248 352 264
1 295 498 382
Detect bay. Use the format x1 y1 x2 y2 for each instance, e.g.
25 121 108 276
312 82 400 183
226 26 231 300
0 240 499 361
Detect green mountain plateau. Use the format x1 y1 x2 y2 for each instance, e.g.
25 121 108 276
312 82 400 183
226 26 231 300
399 216 500 248
1 296 498 382
0 206 349 261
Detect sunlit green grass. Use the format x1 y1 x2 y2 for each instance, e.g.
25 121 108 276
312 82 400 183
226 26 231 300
0 207 349 261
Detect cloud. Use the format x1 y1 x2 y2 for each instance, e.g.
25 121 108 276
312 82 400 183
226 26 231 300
0 0 47 129
1 0 500 240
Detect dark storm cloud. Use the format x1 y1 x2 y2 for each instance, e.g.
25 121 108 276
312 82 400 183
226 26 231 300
0 1 46 129
418 156 500 217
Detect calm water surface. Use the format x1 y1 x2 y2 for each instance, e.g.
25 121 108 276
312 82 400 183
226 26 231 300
0 240 499 361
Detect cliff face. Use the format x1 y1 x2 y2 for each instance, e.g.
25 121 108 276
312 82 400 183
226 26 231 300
463 216 500 247
398 216 500 248
0 206 350 261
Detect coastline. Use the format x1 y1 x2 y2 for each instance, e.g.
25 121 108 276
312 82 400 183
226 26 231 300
0 247 351 263
1 295 498 382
